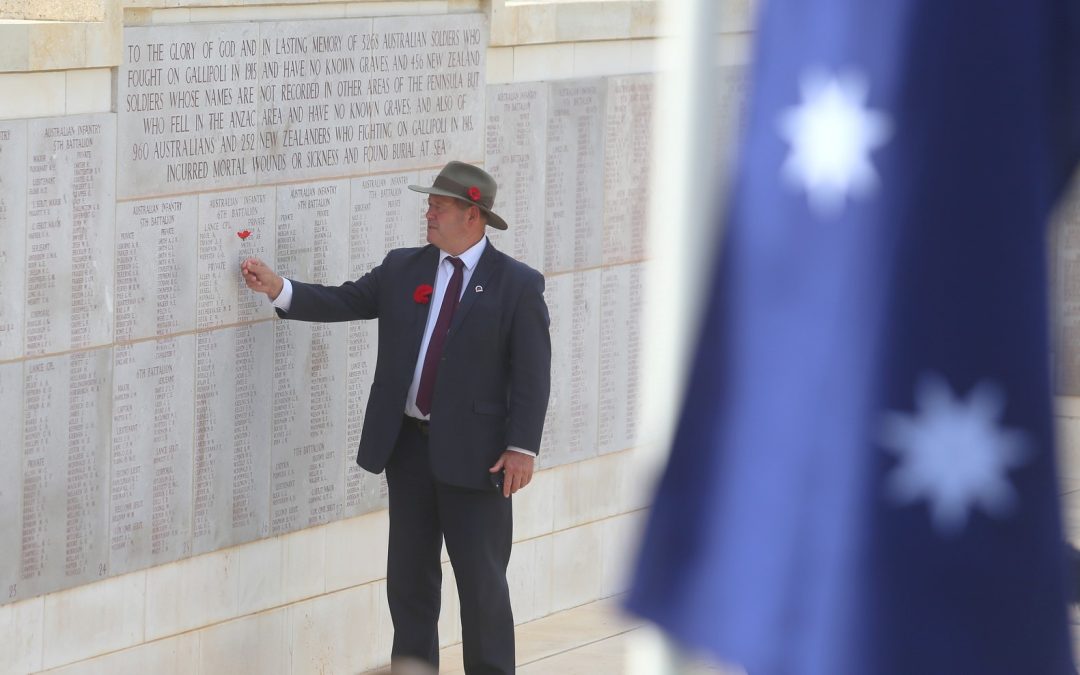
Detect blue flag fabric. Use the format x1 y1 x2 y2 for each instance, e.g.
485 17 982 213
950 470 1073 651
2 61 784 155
627 1 1080 674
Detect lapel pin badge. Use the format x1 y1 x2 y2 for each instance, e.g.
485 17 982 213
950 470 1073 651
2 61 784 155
475 285 484 293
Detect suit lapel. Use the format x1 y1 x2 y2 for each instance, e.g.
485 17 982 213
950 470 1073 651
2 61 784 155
407 245 440 360
447 241 501 344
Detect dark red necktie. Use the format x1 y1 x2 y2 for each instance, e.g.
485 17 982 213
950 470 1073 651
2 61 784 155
415 257 465 415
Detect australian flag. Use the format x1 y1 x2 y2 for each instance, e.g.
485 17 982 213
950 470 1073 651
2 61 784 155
627 1 1080 674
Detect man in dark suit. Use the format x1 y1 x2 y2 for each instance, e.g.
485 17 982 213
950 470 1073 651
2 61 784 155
241 162 550 675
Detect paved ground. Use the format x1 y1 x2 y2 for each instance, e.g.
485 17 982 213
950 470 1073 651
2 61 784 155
363 597 737 674
365 477 1080 674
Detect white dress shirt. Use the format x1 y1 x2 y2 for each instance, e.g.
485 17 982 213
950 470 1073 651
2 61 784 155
404 236 486 418
272 236 534 457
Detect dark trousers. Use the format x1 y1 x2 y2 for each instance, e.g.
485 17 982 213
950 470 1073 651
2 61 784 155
385 418 515 675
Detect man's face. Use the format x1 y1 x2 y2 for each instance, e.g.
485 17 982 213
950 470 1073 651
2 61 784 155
425 195 480 254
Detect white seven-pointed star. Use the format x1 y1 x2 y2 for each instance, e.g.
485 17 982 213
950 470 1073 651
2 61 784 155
777 68 892 217
878 373 1029 536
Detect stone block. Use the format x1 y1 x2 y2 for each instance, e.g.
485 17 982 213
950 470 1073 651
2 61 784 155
288 584 384 674
0 596 43 674
40 572 146 670
551 521 603 611
0 72 65 118
144 549 239 640
324 510 390 593
198 609 289 675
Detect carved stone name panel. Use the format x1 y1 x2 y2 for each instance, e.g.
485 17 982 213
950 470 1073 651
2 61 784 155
115 196 198 342
603 75 653 265
1054 186 1080 394
0 122 27 361
111 337 195 574
25 115 115 357
344 319 384 517
198 187 276 330
539 274 570 467
598 263 644 455
545 79 604 276
270 179 350 535
0 362 22 601
193 322 274 554
18 348 112 600
276 180 351 284
271 320 348 535
540 270 600 469
343 175 409 515
485 83 547 271
352 172 419 272
119 14 485 199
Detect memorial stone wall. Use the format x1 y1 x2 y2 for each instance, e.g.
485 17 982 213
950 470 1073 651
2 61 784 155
1053 184 1080 393
0 12 654 606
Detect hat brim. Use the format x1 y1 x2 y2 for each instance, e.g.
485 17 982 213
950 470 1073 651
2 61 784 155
408 184 508 230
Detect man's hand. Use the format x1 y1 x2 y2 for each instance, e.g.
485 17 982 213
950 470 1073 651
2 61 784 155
241 257 284 300
489 451 534 498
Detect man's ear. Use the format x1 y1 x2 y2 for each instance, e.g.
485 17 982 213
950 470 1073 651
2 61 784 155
471 205 487 227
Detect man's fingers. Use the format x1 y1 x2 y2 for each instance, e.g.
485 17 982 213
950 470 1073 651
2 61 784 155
489 457 505 472
240 258 281 298
502 469 531 497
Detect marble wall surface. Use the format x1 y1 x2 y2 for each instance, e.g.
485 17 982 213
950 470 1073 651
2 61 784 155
0 12 658 605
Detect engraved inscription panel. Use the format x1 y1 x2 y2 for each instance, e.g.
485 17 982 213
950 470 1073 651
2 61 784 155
368 14 486 172
271 320 347 534
0 121 27 360
198 187 276 330
539 274 568 467
353 172 421 264
545 80 604 275
539 272 602 469
603 75 653 265
343 175 410 515
485 83 547 271
1055 184 1080 394
256 19 375 183
0 362 23 601
19 349 111 599
110 337 194 574
193 322 273 554
25 115 115 357
119 22 260 198
567 269 600 461
276 180 350 285
344 320 383 516
598 263 644 454
119 15 486 199
270 179 350 534
115 196 198 342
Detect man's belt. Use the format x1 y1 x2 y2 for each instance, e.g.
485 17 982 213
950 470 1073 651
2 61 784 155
403 415 429 436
